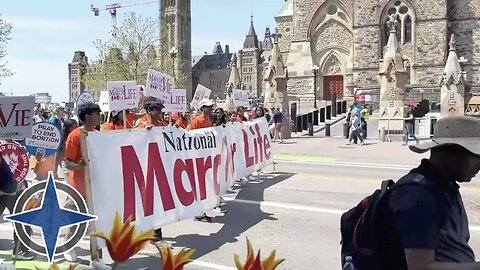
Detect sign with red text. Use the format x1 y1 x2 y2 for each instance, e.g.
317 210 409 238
99 91 110 112
164 89 187 113
192 84 212 109
145 69 174 103
107 81 140 111
233 89 249 108
0 96 35 139
0 143 29 182
85 118 272 240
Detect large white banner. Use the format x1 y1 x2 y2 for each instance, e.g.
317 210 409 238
145 69 174 103
164 89 187 113
0 96 35 139
233 89 249 108
107 81 140 111
86 118 272 236
192 84 212 109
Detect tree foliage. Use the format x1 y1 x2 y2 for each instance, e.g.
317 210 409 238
84 12 161 92
0 14 13 83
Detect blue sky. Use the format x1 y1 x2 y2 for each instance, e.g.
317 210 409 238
0 0 282 102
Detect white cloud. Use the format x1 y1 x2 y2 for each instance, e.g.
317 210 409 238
4 16 91 31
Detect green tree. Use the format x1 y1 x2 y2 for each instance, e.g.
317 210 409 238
84 12 161 92
0 14 13 84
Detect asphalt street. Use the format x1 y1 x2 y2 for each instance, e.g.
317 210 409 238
2 133 480 269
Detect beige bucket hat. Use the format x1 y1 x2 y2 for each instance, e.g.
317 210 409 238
410 116 480 155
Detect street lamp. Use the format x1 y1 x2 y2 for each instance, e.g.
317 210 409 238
169 46 178 82
458 56 468 81
312 65 319 109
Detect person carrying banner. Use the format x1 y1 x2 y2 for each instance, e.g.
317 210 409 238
63 103 111 270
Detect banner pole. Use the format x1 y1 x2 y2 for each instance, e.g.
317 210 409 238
106 112 111 126
79 128 100 254
122 110 127 128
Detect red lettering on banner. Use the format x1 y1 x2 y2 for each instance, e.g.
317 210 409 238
243 123 270 168
222 136 237 180
121 143 175 222
243 130 255 168
264 134 271 160
213 154 221 195
195 156 212 200
255 123 264 163
173 159 196 206
0 103 31 128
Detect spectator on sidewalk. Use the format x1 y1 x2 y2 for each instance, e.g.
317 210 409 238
403 105 419 146
270 108 284 143
347 112 364 146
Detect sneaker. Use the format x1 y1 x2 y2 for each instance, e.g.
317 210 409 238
194 213 212 222
13 250 35 261
90 260 112 270
402 142 407 146
240 178 249 185
346 142 351 145
64 249 77 262
212 206 226 213
154 240 173 249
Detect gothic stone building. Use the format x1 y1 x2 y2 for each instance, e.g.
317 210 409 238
276 0 480 101
68 51 88 102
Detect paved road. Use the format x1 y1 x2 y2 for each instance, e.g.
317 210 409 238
2 137 480 269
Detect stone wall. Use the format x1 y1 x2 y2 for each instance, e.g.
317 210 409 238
352 69 380 88
352 26 381 70
287 76 314 97
415 21 448 66
448 0 480 19
276 17 294 64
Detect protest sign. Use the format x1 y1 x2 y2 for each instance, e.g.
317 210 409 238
76 92 94 112
107 81 140 111
99 91 110 112
137 85 145 110
0 96 35 139
233 89 249 108
192 84 212 109
164 89 188 113
145 69 174 103
25 122 61 158
85 118 272 240
0 143 29 183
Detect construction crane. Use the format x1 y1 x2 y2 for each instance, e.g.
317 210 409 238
90 0 158 31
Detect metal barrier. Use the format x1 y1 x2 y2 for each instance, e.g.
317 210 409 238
320 108 326 122
342 101 347 113
302 114 308 131
307 112 313 126
326 105 332 120
337 101 342 115
313 110 319 125
296 115 302 132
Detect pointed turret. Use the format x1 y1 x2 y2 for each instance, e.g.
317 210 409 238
384 14 401 58
243 16 259 50
263 27 273 51
225 53 242 111
439 34 465 117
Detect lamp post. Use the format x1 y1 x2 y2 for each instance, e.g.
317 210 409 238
312 65 319 109
169 46 178 83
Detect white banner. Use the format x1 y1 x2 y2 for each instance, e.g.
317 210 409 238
0 96 35 139
107 81 140 111
233 89 249 108
164 89 187 113
192 84 212 109
145 69 174 103
86 118 272 238
99 91 109 112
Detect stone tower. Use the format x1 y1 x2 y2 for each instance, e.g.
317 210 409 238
225 53 242 112
68 51 88 102
264 29 290 139
439 34 465 117
238 17 263 99
159 0 192 99
378 15 406 133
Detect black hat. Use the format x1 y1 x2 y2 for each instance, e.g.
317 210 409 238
143 96 164 110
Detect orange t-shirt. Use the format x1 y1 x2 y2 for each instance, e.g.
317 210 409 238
105 121 132 130
236 114 247 122
175 118 188 129
126 112 136 127
136 116 167 128
187 115 213 131
65 127 95 196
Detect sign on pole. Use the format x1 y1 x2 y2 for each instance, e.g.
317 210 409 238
25 122 61 158
192 84 212 109
76 92 94 112
99 91 110 112
145 69 174 103
0 143 29 183
164 89 188 113
137 85 145 110
0 96 35 139
233 89 249 108
107 81 139 111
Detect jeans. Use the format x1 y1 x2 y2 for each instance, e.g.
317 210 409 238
404 123 418 143
0 192 32 253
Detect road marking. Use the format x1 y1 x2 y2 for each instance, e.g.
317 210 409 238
274 154 338 163
275 159 413 170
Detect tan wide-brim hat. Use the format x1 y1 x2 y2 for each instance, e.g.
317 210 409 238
410 116 480 155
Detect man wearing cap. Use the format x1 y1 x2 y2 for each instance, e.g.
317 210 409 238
187 99 214 131
380 116 480 269
135 97 167 128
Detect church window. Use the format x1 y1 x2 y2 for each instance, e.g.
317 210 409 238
381 1 415 49
404 15 412 43
327 6 337 15
399 6 408 14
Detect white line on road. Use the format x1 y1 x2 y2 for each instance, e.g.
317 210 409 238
139 250 237 270
276 160 413 170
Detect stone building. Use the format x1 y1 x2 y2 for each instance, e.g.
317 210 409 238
68 51 88 102
276 0 480 102
160 0 192 98
192 42 232 100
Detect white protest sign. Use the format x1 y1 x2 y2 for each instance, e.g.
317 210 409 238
107 81 139 111
137 85 145 110
164 89 188 113
86 118 272 243
25 122 61 158
145 69 174 103
233 89 249 108
0 96 35 139
192 84 212 109
76 92 94 111
99 91 110 112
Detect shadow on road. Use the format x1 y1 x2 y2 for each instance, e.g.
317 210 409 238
166 172 295 259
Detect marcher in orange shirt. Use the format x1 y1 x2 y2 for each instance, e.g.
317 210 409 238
235 106 247 122
187 99 214 131
64 103 111 270
172 112 189 129
135 97 166 128
105 110 133 130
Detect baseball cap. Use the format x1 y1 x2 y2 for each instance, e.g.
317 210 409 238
199 98 214 108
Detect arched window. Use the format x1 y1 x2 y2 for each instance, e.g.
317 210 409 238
404 15 412 43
